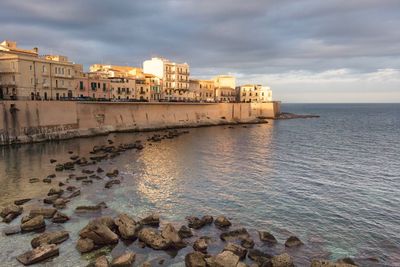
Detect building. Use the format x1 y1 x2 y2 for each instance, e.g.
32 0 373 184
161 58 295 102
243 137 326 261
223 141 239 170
237 84 272 103
109 77 136 100
89 64 143 78
143 57 190 101
74 71 111 99
135 74 151 101
0 40 78 100
189 79 215 102
145 73 162 102
213 75 236 102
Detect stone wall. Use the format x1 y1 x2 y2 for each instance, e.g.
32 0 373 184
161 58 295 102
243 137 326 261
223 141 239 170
0 101 280 145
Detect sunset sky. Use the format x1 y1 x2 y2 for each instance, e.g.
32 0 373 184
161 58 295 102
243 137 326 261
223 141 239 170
1 0 399 102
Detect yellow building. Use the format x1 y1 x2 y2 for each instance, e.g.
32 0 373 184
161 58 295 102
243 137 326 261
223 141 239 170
238 84 272 103
89 64 143 78
109 77 136 100
213 75 236 102
189 79 215 102
143 57 190 101
0 40 79 100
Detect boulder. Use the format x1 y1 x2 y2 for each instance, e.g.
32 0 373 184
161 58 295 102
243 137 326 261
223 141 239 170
336 258 357 265
79 223 119 245
248 249 272 265
47 187 63 196
284 236 303 247
193 238 208 253
1 204 23 223
50 159 57 163
3 225 21 235
21 215 46 231
95 255 110 267
53 198 67 209
76 238 95 253
178 225 193 238
241 237 255 249
202 215 214 224
14 198 31 205
185 252 206 267
140 214 160 227
31 230 69 248
111 252 136 267
16 244 59 265
43 195 59 204
214 251 240 267
214 216 232 228
66 190 81 199
258 231 278 244
29 208 57 219
97 167 104 173
114 213 137 240
223 243 247 259
161 223 185 248
270 253 294 267
220 228 250 241
137 228 171 250
106 169 119 178
42 178 52 183
90 216 116 230
311 259 357 267
52 211 70 223
187 216 206 229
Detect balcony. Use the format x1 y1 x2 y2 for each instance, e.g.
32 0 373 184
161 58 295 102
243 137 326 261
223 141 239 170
0 81 16 86
0 68 17 74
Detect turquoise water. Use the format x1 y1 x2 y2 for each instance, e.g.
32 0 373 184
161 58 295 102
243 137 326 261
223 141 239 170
0 104 399 266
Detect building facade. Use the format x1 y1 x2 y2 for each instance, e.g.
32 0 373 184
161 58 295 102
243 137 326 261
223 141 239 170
213 75 236 102
145 74 162 102
143 57 190 101
0 40 78 100
74 72 111 99
237 84 272 103
109 77 136 100
189 79 215 102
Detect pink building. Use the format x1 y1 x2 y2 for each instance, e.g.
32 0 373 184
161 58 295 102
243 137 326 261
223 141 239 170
75 73 111 99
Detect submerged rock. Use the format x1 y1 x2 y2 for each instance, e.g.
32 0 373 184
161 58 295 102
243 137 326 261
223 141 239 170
31 230 69 248
178 225 193 238
259 231 278 244
75 202 107 213
220 228 250 241
248 249 272 265
105 179 121 189
193 238 208 253
161 223 186 248
214 216 232 228
95 255 110 267
29 208 57 219
76 238 95 253
311 259 357 267
3 225 21 235
29 178 40 183
241 237 255 249
111 252 136 267
271 253 294 267
16 244 59 265
185 252 206 267
284 236 303 247
47 187 63 196
14 198 31 205
214 251 240 267
21 215 46 231
137 228 171 250
223 242 247 259
186 216 206 229
79 223 118 246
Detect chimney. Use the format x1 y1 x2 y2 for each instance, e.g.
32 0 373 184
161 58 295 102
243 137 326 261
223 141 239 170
33 47 39 53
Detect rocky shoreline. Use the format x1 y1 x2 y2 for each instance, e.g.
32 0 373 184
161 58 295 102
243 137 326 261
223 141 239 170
275 113 320 120
1 128 361 266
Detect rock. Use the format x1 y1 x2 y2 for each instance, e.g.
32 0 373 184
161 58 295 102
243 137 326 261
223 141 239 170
66 185 77 191
53 198 67 209
214 216 232 228
106 169 119 178
48 188 63 196
42 178 52 183
140 214 160 226
248 249 272 265
1 204 23 223
185 252 206 267
241 237 255 249
95 255 110 267
48 174 56 178
284 236 303 247
50 159 57 163
76 176 88 181
161 223 185 248
97 167 104 173
259 231 278 244
70 155 79 160
137 228 171 250
90 216 116 230
193 238 208 253
82 169 94 174
76 238 95 253
214 251 240 267
58 182 65 186
43 194 59 204
68 151 73 154
237 263 248 267
178 225 193 238
16 244 59 265
187 216 206 229
14 198 31 205
30 208 57 218
3 225 21 235
114 213 137 240
336 258 357 265
52 211 70 223
105 179 121 189
31 230 69 248
55 164 64 171
82 179 93 185
66 190 81 199
29 178 40 183
223 243 247 259
75 202 107 213
140 262 151 267
21 215 46 231
111 252 136 267
311 259 357 267
270 253 294 267
220 228 250 241
202 215 214 224
79 223 119 245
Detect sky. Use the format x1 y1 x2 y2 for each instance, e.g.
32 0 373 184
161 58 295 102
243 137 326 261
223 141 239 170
1 0 399 103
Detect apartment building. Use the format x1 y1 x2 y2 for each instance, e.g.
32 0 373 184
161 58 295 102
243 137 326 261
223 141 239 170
237 84 273 103
109 77 136 100
213 75 236 102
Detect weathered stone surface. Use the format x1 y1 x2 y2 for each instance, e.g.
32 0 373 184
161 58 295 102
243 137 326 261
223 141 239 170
111 252 136 267
139 214 160 226
140 262 151 267
187 216 206 229
193 238 208 253
106 169 119 178
66 190 81 199
42 178 52 183
53 198 67 209
16 244 59 265
259 231 278 244
95 255 110 267
114 213 137 240
137 228 171 250
270 253 294 267
50 159 57 163
223 242 247 259
1 204 23 223
3 225 21 235
214 216 231 228
75 202 107 213
178 225 193 238
31 230 69 248
311 259 357 267
52 211 70 223
29 208 57 219
241 237 255 249
220 228 250 241
284 236 303 247
248 249 272 265
90 216 116 230
43 195 59 204
161 223 185 248
29 178 40 183
97 167 104 173
47 187 63 196
185 252 206 267
76 238 95 253
105 179 121 189
14 198 32 205
214 251 240 267
202 215 214 224
79 223 119 245
21 215 46 231
336 258 357 265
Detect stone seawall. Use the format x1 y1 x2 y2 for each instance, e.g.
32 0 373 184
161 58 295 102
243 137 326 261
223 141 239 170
0 101 280 145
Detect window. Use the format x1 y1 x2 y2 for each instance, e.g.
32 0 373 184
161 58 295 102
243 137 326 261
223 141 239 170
68 69 71 75
62 68 64 75
42 65 46 73
80 81 84 90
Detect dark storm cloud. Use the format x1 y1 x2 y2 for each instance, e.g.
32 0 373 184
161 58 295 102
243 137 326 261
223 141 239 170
1 0 400 76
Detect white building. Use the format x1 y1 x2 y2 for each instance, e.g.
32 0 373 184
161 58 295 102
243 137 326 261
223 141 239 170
237 84 272 103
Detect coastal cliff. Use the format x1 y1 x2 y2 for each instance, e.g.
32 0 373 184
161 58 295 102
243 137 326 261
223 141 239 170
0 101 280 145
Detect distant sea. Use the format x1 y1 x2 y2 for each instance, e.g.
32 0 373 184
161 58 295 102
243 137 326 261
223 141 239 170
0 103 399 266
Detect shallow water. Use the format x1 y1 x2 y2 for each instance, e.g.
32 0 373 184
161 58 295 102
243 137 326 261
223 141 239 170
0 104 399 266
